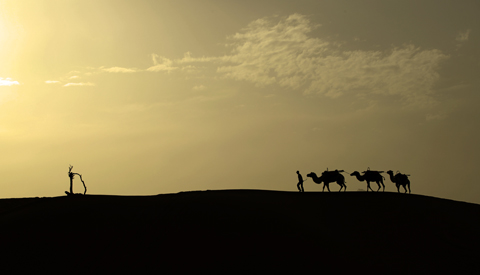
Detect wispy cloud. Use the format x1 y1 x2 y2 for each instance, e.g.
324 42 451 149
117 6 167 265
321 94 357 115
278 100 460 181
147 54 177 72
426 113 447 121
192 85 207 91
456 29 471 48
51 13 448 108
0 78 20 86
101 67 138 73
69 75 80 79
63 82 95 87
456 29 471 42
45 80 60 84
215 14 448 105
177 52 220 63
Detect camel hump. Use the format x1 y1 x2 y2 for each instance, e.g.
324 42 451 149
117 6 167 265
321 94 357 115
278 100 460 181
395 170 410 177
322 170 343 176
363 170 383 174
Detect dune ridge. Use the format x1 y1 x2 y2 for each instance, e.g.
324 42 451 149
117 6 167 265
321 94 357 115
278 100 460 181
1 190 479 273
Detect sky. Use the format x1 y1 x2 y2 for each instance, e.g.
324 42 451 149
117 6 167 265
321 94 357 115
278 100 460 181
0 0 479 203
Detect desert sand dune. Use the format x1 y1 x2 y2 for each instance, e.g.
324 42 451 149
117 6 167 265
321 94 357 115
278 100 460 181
1 190 479 273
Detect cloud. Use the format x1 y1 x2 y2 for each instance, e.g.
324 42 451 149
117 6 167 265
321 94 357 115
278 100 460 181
52 13 448 108
0 78 20 86
177 52 220 63
426 113 447 121
147 54 177 72
102 67 138 73
69 76 79 79
215 14 448 105
45 80 60 84
306 45 448 102
192 85 206 91
456 29 471 48
63 82 95 87
456 29 471 42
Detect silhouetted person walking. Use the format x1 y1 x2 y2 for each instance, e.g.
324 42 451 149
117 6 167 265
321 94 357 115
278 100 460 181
297 171 304 192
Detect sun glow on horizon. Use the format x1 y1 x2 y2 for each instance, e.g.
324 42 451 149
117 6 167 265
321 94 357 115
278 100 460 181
0 0 478 205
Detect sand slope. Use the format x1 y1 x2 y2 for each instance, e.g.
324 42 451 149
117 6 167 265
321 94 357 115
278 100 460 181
1 190 479 273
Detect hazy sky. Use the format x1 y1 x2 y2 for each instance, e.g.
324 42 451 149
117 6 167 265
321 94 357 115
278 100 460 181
1 0 479 203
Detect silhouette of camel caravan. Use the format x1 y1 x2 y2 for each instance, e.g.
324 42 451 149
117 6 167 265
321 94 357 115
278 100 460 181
350 168 385 192
387 170 411 193
307 169 347 192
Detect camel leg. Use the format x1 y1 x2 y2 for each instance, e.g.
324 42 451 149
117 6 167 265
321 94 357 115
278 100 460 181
380 181 385 192
326 183 331 192
407 183 411 194
367 181 376 192
375 181 381 192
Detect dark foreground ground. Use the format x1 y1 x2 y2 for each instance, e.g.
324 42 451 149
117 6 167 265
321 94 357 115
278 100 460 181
1 190 479 274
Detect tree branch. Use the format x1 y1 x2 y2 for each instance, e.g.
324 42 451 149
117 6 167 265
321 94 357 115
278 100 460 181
72 173 87 195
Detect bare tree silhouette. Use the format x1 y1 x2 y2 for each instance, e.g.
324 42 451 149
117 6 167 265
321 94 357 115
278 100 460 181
306 170 347 192
67 165 87 195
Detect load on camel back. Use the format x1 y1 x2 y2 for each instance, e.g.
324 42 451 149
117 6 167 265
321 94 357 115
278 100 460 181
307 169 347 192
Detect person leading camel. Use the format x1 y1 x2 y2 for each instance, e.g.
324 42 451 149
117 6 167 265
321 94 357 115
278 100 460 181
296 171 305 192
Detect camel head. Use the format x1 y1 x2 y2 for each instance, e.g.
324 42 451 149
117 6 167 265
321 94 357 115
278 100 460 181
350 171 366 181
350 171 360 177
306 172 317 178
386 170 397 182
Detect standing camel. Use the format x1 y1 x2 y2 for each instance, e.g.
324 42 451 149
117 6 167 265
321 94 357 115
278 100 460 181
350 170 385 192
387 170 411 193
306 170 347 192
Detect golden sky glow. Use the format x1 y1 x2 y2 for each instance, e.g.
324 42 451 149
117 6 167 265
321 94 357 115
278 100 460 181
0 0 479 203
